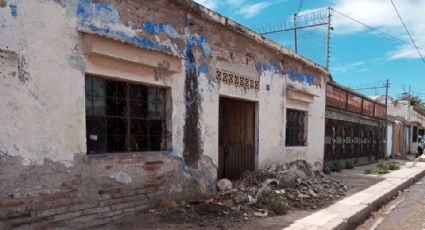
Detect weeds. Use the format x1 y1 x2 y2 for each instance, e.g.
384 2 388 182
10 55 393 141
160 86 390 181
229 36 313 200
364 160 401 175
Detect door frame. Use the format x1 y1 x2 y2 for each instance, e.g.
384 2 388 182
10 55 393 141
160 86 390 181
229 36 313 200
218 96 258 179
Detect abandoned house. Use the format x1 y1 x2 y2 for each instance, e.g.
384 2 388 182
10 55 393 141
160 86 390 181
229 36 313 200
325 81 387 167
0 0 328 228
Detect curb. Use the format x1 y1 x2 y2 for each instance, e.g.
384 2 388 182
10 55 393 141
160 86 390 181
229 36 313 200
333 168 425 230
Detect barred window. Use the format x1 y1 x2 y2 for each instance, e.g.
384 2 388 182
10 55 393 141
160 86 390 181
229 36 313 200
286 109 307 146
85 75 167 154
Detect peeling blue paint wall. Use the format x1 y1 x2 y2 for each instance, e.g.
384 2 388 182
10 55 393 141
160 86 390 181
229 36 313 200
9 4 17 18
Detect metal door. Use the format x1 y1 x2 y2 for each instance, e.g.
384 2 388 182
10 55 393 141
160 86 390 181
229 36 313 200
218 97 255 179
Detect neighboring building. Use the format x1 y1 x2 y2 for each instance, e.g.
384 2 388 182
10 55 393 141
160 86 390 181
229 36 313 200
325 82 387 166
0 0 328 227
385 99 425 156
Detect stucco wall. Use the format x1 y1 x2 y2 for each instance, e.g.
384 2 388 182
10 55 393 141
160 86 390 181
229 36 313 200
0 0 327 227
0 0 326 169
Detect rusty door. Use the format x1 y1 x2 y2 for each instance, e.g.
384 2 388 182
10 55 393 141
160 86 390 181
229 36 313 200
218 97 255 179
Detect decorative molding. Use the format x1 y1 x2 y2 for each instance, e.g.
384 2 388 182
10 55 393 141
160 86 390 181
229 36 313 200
325 109 382 127
216 69 259 90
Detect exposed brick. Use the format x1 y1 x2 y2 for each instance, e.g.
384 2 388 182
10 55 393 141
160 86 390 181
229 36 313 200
84 217 112 228
112 213 132 222
0 208 31 221
98 198 124 207
38 206 67 217
134 204 150 212
69 202 98 211
123 207 135 214
53 211 82 221
97 209 122 218
121 194 148 202
68 214 97 224
98 193 112 200
0 199 28 208
38 197 74 209
110 202 135 211
132 200 149 207
135 186 157 194
83 206 110 215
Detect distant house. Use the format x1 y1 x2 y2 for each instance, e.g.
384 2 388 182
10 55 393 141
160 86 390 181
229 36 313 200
385 99 425 156
325 82 387 166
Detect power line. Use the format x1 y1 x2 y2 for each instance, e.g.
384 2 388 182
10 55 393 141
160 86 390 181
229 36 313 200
331 8 425 53
390 0 425 64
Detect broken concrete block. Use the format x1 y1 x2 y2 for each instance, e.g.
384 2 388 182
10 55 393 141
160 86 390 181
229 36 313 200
217 179 232 192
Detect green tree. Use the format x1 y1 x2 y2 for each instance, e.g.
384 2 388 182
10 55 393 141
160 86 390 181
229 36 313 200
398 92 425 107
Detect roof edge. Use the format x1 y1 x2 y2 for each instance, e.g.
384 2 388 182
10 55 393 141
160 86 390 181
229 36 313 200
173 0 328 75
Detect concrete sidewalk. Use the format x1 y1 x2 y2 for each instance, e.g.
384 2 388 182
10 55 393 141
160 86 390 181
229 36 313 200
284 162 425 230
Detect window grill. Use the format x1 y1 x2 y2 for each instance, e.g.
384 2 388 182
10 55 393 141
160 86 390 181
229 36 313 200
286 109 307 146
85 75 167 154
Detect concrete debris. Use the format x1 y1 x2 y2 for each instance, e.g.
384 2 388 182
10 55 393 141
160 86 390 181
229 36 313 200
217 178 232 191
253 208 268 217
146 160 347 225
419 154 425 162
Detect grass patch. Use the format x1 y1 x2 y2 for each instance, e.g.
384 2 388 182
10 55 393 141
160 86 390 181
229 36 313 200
364 160 401 175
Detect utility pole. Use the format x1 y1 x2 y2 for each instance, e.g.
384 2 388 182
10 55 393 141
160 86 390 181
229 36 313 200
408 85 411 120
294 13 298 53
326 7 332 70
385 79 390 116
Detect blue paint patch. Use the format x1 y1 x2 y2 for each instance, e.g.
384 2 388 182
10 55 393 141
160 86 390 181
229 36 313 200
160 23 179 39
127 21 134 29
168 150 190 176
142 21 179 39
256 63 279 74
290 68 315 85
197 35 211 58
143 21 160 35
199 63 209 75
9 4 17 17
76 0 212 85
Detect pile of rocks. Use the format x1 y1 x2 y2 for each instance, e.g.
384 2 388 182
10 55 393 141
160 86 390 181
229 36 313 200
148 160 348 226
211 160 348 215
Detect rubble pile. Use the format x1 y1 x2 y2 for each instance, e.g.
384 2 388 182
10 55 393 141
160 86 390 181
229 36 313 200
147 160 348 226
210 160 347 214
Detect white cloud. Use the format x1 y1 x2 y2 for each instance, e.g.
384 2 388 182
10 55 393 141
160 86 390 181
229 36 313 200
333 61 365 73
193 0 221 9
299 0 425 61
193 0 246 10
226 0 246 7
238 1 282 19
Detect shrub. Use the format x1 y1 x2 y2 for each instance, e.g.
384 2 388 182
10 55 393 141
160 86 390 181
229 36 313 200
364 160 400 175
332 160 344 172
258 188 289 215
344 159 355 169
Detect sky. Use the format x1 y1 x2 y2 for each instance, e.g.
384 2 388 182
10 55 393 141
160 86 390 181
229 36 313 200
193 0 425 99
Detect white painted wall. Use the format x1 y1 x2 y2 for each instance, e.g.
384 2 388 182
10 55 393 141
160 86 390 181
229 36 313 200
0 0 327 172
0 1 85 165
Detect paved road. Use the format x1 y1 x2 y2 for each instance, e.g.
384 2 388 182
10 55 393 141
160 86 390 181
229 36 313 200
358 175 425 230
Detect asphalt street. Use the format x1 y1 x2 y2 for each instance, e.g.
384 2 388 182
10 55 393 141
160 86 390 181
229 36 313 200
358 174 425 230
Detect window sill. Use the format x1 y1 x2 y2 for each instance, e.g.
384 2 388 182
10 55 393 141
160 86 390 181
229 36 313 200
87 151 171 159
285 146 308 149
